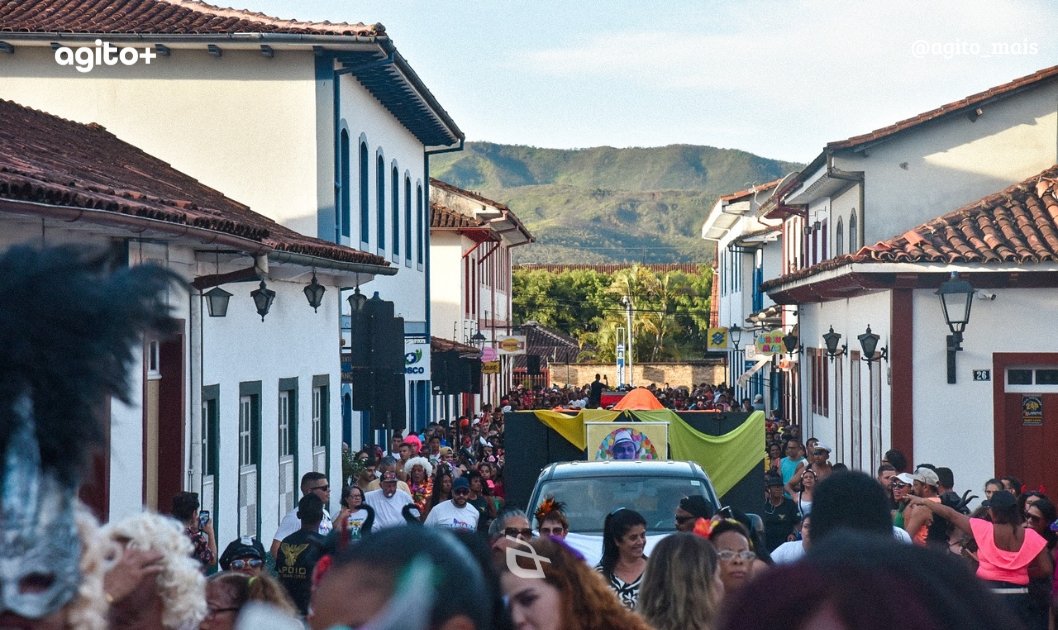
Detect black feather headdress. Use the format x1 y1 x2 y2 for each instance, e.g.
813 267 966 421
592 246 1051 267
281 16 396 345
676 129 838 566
0 244 179 484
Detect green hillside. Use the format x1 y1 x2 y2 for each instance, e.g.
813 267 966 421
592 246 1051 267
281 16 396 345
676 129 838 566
432 142 802 264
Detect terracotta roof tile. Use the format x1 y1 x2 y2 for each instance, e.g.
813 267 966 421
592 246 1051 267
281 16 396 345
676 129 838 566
0 0 382 36
430 203 483 230
764 165 1058 290
828 65 1058 151
719 178 783 202
0 98 388 268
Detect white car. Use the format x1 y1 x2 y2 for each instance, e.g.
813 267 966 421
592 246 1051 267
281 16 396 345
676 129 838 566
526 459 722 566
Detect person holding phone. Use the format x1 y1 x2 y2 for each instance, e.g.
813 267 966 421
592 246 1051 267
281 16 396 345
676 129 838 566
171 491 217 573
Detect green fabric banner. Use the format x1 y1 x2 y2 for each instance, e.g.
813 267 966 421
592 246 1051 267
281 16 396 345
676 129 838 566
532 408 764 498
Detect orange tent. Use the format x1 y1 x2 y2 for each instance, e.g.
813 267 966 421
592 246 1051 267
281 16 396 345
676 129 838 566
612 387 666 411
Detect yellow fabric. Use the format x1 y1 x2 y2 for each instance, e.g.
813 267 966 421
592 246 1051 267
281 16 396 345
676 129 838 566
665 411 765 497
532 409 621 451
532 408 765 498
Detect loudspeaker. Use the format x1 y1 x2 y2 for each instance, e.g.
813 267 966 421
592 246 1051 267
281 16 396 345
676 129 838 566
526 355 541 375
467 358 482 394
350 368 374 411
369 370 406 431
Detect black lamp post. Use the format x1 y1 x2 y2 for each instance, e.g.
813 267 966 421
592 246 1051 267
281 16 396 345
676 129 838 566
203 286 232 317
782 331 800 356
822 325 847 360
303 272 326 312
729 324 743 349
936 271 974 384
250 280 276 321
857 324 888 369
471 330 486 349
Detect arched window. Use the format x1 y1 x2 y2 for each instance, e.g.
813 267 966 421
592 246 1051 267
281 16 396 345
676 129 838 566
376 153 385 251
339 130 350 240
416 183 424 266
359 141 369 246
391 164 400 256
404 175 412 265
836 216 844 256
849 211 858 253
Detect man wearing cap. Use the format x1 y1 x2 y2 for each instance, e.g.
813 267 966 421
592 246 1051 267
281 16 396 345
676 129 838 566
365 456 412 495
789 442 834 496
364 470 414 529
609 429 639 460
903 466 942 545
674 495 715 532
424 476 480 531
220 536 267 576
762 473 801 552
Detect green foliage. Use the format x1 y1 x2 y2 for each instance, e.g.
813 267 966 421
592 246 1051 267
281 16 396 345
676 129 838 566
513 265 713 362
433 142 802 264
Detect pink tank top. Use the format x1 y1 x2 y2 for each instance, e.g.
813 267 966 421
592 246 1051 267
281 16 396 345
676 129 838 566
971 518 1047 585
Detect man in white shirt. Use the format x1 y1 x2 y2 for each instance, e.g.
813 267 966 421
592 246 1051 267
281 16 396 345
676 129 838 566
424 477 479 531
364 470 413 529
270 471 332 559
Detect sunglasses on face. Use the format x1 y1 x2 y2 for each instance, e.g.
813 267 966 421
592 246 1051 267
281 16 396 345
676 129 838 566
230 558 263 570
1025 513 1042 523
312 485 330 492
675 514 696 524
504 527 533 539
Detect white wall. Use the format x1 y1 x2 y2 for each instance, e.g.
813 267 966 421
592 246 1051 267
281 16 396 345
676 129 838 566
909 284 1058 498
201 277 342 545
338 75 429 324
0 45 322 236
429 233 465 340
835 82 1058 244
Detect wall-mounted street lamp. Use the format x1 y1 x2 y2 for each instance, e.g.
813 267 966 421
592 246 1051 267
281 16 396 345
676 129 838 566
250 280 276 321
936 271 974 384
470 330 486 349
822 325 847 360
782 331 801 357
303 271 326 313
347 284 367 312
203 286 233 318
857 324 888 369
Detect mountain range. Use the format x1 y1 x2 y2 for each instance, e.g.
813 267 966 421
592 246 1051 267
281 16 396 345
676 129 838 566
431 142 803 264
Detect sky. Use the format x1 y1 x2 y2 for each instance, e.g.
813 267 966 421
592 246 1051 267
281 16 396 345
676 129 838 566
237 1 1056 163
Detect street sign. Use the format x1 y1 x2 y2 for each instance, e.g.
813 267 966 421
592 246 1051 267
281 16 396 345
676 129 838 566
482 361 500 375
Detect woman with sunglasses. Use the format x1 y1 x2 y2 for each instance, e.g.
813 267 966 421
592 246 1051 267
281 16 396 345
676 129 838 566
1023 497 1057 629
596 508 648 610
332 484 375 547
535 496 570 539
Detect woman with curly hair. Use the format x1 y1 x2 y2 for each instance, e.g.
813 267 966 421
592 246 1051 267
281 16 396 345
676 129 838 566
637 533 723 630
502 537 652 630
102 512 207 629
200 571 297 629
404 456 434 518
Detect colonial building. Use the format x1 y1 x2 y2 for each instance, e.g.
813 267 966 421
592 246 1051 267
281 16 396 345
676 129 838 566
429 179 533 412
761 64 1058 492
0 0 462 541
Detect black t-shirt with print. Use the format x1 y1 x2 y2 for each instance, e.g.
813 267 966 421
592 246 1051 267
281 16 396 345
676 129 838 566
276 529 327 614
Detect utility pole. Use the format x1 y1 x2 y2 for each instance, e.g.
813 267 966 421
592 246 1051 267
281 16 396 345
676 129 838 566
622 295 634 387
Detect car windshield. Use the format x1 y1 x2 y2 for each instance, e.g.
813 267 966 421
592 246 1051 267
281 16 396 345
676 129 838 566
531 476 713 534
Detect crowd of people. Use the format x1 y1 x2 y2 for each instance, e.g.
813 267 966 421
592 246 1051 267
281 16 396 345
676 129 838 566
493 379 767 413
6 245 1058 630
